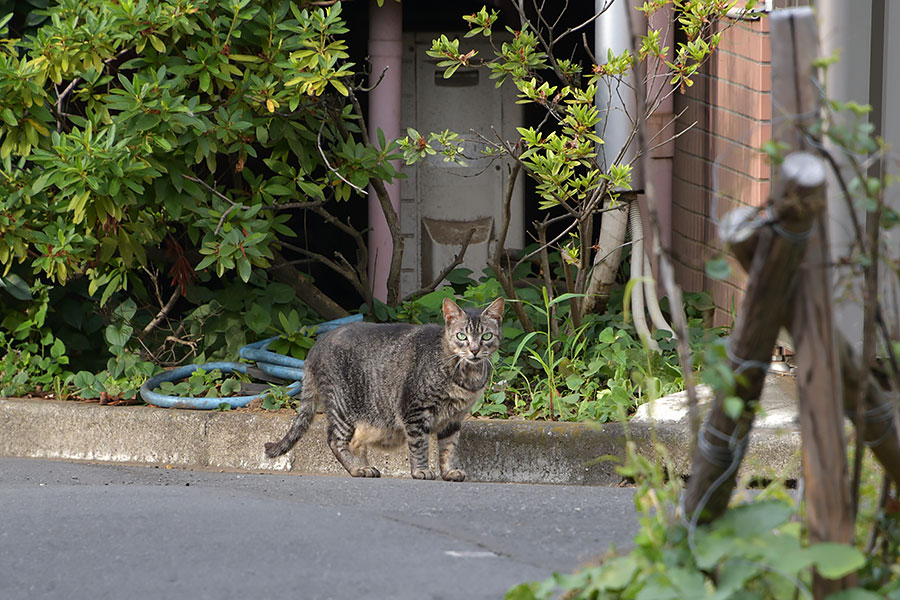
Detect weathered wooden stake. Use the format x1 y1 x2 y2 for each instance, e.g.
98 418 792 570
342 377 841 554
683 152 825 521
723 214 900 491
771 8 856 597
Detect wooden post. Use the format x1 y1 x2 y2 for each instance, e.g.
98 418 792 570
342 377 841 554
683 152 825 521
771 9 856 596
723 215 900 493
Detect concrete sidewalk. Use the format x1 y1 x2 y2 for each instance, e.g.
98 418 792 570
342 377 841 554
0 374 801 485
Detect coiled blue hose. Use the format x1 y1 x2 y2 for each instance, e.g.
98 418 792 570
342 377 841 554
139 314 363 409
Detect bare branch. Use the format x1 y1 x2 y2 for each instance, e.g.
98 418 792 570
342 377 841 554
143 289 181 337
358 65 389 93
401 228 476 303
182 174 243 235
260 199 328 211
278 240 368 299
551 1 616 46
317 120 368 196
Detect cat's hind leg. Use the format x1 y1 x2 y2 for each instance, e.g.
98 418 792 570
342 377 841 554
327 421 381 478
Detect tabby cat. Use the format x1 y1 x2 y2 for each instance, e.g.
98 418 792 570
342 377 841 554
264 297 504 481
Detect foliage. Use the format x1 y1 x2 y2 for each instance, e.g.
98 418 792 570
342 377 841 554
265 311 317 360
506 444 895 600
391 266 722 421
260 382 301 411
0 0 401 394
153 367 250 399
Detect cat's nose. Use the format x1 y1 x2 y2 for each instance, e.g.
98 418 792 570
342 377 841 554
471 345 481 356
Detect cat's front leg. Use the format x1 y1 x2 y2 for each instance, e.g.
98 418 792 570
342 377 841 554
437 421 465 482
403 408 435 480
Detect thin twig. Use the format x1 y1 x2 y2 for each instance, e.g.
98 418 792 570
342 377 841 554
551 1 615 46
358 65 389 93
316 121 368 196
401 228 477 303
142 289 181 337
260 200 327 211
182 174 242 235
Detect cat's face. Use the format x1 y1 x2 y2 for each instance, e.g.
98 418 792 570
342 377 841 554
442 297 504 363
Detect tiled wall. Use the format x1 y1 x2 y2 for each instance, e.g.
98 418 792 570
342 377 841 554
671 15 772 326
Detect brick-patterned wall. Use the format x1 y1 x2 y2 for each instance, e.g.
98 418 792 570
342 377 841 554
671 16 772 326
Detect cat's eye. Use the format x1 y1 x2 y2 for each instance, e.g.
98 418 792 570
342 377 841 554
456 332 467 341
481 332 493 341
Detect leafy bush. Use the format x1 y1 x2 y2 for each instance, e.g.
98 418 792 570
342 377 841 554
0 0 401 392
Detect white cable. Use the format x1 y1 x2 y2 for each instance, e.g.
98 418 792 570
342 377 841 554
643 251 675 338
629 200 659 351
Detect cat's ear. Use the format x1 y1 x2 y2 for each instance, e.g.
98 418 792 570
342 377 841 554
442 297 466 325
481 297 505 323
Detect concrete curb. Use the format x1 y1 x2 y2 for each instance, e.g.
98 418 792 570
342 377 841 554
0 384 801 485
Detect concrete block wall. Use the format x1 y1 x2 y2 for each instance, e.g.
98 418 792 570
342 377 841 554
671 15 772 326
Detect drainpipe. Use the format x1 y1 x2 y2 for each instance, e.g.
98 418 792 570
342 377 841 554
818 0 873 352
588 1 673 341
582 0 636 316
367 0 402 302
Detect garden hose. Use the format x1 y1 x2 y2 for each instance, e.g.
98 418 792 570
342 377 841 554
238 314 363 381
140 314 363 409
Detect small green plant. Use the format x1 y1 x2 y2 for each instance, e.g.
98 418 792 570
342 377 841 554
265 310 317 360
505 289 593 420
260 383 300 411
154 368 250 399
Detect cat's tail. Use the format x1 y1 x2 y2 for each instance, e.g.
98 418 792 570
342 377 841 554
264 395 315 458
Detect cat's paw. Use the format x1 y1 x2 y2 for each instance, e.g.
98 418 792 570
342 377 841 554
350 466 381 478
441 469 466 482
411 468 436 480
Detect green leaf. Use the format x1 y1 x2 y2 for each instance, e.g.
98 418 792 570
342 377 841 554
330 79 349 96
220 378 241 396
705 256 731 280
588 555 638 591
261 394 282 410
149 35 166 53
49 338 66 359
504 582 540 600
236 257 251 282
805 542 866 579
715 499 795 537
105 323 134 348
0 108 16 126
244 303 272 334
114 298 137 322
723 396 744 419
0 274 32 300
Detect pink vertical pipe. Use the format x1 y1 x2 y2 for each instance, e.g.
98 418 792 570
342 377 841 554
647 4 674 252
367 0 403 302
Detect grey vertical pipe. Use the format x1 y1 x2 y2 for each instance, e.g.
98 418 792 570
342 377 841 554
595 0 637 181
817 0 873 351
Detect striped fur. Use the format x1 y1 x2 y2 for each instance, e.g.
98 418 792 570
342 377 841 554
264 297 504 481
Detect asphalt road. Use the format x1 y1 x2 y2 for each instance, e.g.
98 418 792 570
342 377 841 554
0 458 638 600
